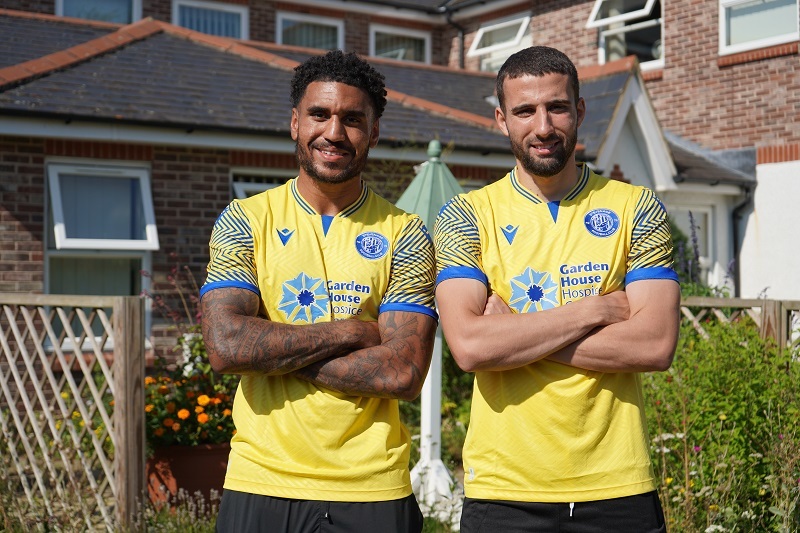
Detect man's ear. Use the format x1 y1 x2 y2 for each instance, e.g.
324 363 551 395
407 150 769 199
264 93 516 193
576 97 586 129
369 118 380 148
495 106 510 137
290 108 299 141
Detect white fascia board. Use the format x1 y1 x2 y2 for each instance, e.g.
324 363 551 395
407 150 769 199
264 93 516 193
0 116 512 169
594 75 677 191
663 182 744 197
281 0 527 23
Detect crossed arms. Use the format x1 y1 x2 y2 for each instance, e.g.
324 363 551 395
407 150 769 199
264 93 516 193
200 287 437 401
436 277 680 373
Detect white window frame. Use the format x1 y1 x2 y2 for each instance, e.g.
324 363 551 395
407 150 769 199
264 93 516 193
670 205 715 283
172 0 249 40
231 168 294 199
467 15 531 57
56 0 142 22
47 162 159 251
587 0 664 70
586 0 659 28
718 0 800 56
369 23 431 63
276 11 344 50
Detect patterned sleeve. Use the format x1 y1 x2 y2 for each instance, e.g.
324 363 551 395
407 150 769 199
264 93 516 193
433 195 488 287
199 200 260 298
625 188 680 285
379 215 438 319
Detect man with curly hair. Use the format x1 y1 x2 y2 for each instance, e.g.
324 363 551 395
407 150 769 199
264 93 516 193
201 50 437 532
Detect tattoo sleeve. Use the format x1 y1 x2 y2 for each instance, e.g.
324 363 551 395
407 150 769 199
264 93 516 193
293 310 437 401
200 287 382 375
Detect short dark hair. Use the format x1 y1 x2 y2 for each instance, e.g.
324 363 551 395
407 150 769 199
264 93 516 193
495 46 580 110
290 50 387 119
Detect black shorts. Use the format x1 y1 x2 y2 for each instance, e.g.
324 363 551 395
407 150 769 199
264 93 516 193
461 491 666 533
215 490 424 533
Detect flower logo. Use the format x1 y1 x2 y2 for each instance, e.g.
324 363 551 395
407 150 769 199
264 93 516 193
509 267 558 313
278 273 330 323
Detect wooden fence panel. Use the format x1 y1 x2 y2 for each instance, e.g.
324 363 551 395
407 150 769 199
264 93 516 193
0 294 145 531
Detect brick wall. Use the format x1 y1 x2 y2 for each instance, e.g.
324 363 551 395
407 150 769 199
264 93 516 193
644 1 800 152
0 136 45 293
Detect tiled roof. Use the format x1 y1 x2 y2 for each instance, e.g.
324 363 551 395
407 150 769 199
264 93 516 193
0 10 508 153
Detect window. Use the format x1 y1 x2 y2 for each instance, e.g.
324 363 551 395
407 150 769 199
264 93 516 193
671 207 713 283
57 0 140 23
173 0 249 39
369 24 431 63
586 0 663 70
467 15 532 72
276 12 344 50
47 163 159 251
231 169 293 198
719 0 799 55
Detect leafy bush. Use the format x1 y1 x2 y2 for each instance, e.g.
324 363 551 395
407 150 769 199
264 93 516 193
645 318 800 532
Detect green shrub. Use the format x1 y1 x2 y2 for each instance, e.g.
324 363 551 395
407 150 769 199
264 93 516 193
645 319 800 532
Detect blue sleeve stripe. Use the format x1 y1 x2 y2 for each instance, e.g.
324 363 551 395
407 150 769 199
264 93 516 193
625 266 679 285
436 266 488 287
200 280 261 298
379 302 439 320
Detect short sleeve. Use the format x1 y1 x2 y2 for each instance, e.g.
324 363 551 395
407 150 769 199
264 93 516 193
433 195 488 287
379 216 437 319
200 200 260 298
625 189 679 285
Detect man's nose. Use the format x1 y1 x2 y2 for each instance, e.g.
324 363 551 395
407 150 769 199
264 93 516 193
323 116 346 141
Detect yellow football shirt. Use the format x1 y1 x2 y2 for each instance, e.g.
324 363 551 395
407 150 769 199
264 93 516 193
201 178 436 501
434 164 677 502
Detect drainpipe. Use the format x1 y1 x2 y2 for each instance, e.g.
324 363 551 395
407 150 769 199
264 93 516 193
441 5 466 68
731 183 754 297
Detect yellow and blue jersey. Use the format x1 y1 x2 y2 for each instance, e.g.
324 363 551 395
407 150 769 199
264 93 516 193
434 164 677 502
201 178 436 501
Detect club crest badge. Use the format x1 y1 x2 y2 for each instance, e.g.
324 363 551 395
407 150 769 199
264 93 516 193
355 232 389 260
584 209 620 238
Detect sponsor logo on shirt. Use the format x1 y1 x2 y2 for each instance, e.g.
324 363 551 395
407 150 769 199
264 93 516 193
277 228 294 246
278 273 329 323
509 267 558 313
500 224 519 245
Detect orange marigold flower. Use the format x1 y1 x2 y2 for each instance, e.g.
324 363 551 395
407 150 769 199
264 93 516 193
195 406 205 414
172 422 180 432
165 402 176 414
177 409 190 420
197 413 210 424
158 385 169 395
232 429 237 435
162 418 175 427
197 394 211 407
212 397 222 405
186 391 196 399
223 409 232 417
145 404 154 413
144 376 156 386
154 427 165 437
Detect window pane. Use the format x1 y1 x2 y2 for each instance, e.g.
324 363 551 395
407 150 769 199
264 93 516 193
50 257 142 297
375 32 425 61
595 0 650 19
59 174 146 241
281 20 338 49
604 21 662 62
726 0 798 46
476 23 522 49
179 5 242 38
64 0 132 23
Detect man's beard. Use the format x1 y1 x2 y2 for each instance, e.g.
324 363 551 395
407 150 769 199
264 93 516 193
295 141 369 184
510 129 578 178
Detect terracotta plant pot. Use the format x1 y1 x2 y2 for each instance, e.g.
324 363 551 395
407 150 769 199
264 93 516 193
146 442 230 505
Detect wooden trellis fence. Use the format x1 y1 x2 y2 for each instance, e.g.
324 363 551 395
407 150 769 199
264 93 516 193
0 293 144 531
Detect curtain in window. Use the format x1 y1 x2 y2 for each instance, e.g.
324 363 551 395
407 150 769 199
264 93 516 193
281 20 338 49
374 33 425 61
179 5 242 38
64 0 131 23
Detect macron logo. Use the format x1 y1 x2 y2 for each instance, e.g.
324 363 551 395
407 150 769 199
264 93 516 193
501 224 519 245
277 228 295 246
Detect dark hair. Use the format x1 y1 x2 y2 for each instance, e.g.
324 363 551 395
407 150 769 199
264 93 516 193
495 46 580 110
290 50 387 119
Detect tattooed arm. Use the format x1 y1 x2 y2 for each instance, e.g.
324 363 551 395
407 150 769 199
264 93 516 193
293 310 437 401
200 287 382 375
